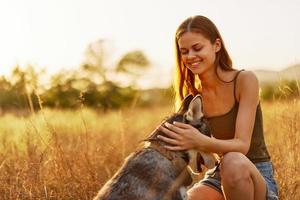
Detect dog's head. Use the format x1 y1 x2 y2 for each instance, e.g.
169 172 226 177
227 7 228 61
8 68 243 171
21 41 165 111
175 94 217 174
145 94 216 173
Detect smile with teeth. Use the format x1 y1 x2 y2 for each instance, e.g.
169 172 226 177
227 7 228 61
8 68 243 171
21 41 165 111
189 61 202 67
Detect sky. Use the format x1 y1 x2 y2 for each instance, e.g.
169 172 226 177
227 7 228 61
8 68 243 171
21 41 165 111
1 0 300 88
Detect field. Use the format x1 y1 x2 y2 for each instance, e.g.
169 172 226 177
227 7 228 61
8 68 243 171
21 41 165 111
0 101 299 199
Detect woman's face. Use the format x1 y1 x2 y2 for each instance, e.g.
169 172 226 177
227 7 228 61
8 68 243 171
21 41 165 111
177 31 220 75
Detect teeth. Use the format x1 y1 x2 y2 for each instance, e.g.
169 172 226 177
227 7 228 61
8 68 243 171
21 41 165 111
190 62 201 66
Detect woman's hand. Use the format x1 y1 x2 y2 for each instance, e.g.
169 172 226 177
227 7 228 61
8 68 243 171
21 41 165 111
157 121 209 151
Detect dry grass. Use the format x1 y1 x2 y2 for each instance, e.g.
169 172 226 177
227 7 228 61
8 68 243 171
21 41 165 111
0 101 299 199
262 100 300 199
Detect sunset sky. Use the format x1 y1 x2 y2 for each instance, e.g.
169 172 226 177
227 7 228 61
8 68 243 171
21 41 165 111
1 0 300 87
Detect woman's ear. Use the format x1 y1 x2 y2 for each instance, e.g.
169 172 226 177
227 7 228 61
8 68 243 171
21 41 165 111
214 38 221 53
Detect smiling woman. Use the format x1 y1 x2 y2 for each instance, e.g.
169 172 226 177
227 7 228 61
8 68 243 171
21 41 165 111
177 32 221 77
158 15 279 200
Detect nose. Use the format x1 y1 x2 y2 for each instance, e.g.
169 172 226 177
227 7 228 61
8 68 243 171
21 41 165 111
186 55 197 63
186 51 197 60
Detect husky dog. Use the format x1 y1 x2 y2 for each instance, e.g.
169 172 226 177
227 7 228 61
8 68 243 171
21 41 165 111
94 94 217 200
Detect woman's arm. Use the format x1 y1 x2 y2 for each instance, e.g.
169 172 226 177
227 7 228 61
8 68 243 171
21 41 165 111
204 71 259 155
158 71 259 155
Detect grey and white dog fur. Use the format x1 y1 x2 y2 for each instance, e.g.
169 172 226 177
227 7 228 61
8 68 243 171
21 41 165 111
93 94 217 200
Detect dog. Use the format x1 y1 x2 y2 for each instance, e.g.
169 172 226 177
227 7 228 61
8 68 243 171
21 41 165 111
93 94 217 200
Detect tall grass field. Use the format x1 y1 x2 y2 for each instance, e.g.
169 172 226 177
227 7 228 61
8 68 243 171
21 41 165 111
0 101 299 199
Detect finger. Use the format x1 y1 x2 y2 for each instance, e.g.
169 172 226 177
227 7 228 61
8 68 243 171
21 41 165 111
164 145 186 151
173 121 192 129
158 126 181 140
164 122 184 134
157 135 180 145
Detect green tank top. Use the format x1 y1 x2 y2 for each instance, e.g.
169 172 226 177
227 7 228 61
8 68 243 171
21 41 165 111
205 70 271 163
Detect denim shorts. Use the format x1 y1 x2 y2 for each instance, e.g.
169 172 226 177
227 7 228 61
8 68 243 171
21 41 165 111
195 161 279 200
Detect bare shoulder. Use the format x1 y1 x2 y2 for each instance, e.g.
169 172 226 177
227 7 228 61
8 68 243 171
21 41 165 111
236 70 259 101
238 71 258 83
237 70 259 88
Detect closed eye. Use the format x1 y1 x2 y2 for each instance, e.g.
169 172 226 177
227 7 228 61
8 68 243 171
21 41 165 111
180 50 188 55
194 47 202 51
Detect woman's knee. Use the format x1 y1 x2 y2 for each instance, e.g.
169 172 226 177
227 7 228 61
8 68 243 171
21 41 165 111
220 152 252 188
187 184 224 200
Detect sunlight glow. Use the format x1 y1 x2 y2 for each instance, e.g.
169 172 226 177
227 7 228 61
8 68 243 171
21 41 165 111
1 0 300 85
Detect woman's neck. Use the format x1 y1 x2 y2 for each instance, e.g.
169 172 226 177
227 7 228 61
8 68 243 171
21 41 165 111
198 66 223 91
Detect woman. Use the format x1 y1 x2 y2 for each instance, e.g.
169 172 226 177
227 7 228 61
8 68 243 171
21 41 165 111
157 15 279 200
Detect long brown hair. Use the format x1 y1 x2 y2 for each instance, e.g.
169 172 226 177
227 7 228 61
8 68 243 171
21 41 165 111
174 15 233 109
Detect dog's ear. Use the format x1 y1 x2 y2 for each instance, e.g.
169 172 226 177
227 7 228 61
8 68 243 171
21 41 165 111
185 94 204 121
177 94 194 113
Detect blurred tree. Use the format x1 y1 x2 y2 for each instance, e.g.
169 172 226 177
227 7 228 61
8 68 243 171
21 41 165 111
0 76 14 111
10 65 40 112
81 39 112 83
42 70 81 108
79 40 150 109
116 50 150 87
116 50 150 73
1 39 154 112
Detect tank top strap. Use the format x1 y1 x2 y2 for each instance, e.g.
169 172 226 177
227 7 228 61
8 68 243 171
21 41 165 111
233 69 245 102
